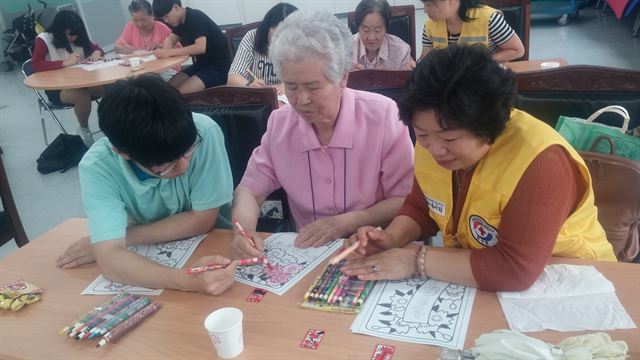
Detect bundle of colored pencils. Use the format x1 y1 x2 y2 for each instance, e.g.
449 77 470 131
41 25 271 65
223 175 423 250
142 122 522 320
59 292 161 348
301 260 375 314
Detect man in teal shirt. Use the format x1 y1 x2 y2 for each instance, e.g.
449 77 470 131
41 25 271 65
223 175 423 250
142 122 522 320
56 75 237 296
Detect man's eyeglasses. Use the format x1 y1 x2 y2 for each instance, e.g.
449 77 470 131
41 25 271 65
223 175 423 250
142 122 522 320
151 133 202 177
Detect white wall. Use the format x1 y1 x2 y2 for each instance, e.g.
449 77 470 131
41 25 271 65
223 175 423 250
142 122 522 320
186 0 424 26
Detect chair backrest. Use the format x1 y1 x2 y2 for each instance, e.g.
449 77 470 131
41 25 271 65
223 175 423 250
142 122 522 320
347 69 415 142
22 58 33 77
482 0 531 60
515 65 640 130
184 86 294 232
348 5 417 60
225 21 262 58
0 147 29 248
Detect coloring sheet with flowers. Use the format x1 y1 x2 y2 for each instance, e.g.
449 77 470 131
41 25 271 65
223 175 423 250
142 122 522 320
351 278 476 350
234 232 343 295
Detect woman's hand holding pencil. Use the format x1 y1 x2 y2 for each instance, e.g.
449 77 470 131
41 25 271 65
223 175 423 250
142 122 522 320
230 219 265 259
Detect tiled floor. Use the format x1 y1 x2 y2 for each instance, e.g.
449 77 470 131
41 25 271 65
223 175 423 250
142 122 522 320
0 6 639 258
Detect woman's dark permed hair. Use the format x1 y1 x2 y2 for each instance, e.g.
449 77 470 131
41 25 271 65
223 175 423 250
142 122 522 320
421 0 481 22
152 0 181 19
129 0 153 15
354 0 391 30
398 45 516 143
255 3 298 55
48 10 93 56
98 75 197 168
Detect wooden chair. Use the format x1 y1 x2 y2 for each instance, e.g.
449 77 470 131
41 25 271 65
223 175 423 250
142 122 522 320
184 86 293 232
348 5 417 60
0 147 29 248
483 0 531 60
515 65 640 129
224 21 261 58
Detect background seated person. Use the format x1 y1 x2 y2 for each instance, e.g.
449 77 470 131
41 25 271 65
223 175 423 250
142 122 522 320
230 11 414 260
227 2 298 95
115 0 181 80
351 0 415 70
31 10 104 146
343 45 616 292
419 0 525 63
55 75 236 296
152 0 231 94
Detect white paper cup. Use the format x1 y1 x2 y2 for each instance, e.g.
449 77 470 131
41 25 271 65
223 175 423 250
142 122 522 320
129 57 141 69
540 61 560 69
204 307 244 359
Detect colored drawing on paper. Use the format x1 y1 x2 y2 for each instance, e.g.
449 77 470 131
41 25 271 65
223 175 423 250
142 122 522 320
234 232 343 296
351 278 476 350
81 235 206 296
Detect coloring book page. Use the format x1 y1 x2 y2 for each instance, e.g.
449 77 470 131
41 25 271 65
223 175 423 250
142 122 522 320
81 235 206 296
234 232 343 296
351 278 476 350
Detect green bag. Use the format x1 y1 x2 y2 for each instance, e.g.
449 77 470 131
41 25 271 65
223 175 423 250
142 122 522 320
556 105 640 161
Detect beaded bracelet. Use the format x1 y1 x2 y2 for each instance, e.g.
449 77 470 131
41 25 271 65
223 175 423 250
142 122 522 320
414 246 422 278
417 246 428 280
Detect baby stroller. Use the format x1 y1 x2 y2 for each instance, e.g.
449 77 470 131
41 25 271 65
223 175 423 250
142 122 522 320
1 1 47 72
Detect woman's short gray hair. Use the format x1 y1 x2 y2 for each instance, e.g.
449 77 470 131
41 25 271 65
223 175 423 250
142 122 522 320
269 11 353 83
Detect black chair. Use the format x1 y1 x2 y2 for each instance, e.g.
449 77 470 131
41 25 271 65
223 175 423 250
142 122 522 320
0 147 29 248
483 0 531 61
224 21 261 58
184 86 294 232
347 69 415 142
22 59 73 145
348 5 416 60
515 65 640 130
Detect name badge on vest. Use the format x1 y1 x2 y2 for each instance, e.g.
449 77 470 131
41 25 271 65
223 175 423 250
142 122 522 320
425 196 445 216
469 215 498 247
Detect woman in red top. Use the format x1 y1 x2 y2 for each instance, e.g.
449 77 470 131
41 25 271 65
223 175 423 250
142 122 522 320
31 10 104 146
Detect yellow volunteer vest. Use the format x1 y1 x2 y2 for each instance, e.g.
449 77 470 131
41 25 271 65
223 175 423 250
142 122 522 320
425 5 497 49
414 109 616 261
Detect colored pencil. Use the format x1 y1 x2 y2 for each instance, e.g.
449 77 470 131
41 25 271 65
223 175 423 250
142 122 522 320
356 281 376 305
97 301 161 348
329 227 382 265
320 273 341 301
72 295 139 339
59 293 127 335
186 257 261 275
233 219 272 268
88 297 151 339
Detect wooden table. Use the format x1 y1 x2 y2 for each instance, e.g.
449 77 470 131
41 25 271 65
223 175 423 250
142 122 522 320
23 56 189 90
506 57 569 73
1 218 638 359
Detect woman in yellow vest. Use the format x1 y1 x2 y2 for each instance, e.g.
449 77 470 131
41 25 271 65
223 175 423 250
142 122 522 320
418 0 525 62
342 45 616 292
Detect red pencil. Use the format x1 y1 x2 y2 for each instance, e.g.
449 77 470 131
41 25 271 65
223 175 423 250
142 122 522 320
233 219 273 269
186 257 262 275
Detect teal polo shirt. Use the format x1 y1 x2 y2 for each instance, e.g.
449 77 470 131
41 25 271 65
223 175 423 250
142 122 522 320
79 113 233 243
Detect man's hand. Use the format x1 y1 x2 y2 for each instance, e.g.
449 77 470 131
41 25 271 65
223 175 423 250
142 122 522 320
295 215 354 248
56 236 95 268
189 255 237 295
153 48 173 59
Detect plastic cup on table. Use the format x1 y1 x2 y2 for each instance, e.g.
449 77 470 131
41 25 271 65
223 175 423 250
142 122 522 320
204 307 244 359
129 57 141 69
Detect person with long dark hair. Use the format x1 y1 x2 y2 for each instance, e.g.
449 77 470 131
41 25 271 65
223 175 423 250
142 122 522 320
31 10 104 146
418 0 524 62
227 2 298 95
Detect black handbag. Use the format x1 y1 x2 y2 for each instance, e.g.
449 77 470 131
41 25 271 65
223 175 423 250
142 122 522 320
36 134 88 174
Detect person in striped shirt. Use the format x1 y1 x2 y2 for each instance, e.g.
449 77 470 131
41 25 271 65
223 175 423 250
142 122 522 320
418 0 524 63
227 3 298 95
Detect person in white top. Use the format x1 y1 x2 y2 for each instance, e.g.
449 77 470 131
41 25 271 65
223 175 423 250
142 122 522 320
31 10 104 146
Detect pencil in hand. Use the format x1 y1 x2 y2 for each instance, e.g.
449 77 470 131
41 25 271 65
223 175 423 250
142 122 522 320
329 227 382 265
